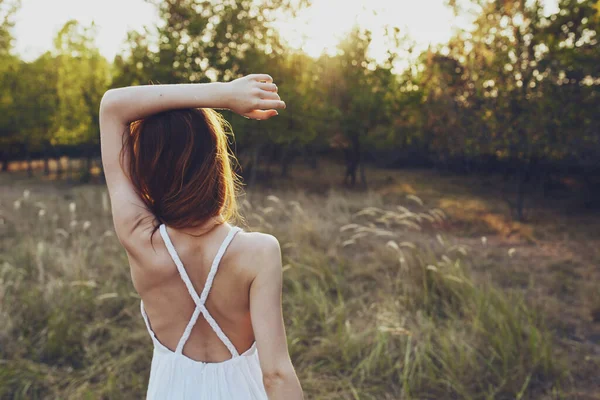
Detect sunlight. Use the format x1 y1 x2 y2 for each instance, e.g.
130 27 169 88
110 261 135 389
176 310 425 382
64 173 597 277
14 0 457 63
14 0 158 61
13 0 560 64
273 0 458 62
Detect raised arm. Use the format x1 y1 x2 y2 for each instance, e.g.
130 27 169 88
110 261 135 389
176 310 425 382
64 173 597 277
250 235 303 400
99 74 285 244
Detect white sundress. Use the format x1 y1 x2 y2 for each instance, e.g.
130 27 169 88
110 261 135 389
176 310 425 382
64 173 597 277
140 224 268 399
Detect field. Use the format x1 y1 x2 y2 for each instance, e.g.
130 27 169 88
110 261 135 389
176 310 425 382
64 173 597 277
1 161 599 399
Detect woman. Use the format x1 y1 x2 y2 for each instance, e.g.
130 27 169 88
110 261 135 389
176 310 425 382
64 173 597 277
99 74 303 399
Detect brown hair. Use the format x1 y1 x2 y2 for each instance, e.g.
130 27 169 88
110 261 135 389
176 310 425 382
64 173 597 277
123 108 240 236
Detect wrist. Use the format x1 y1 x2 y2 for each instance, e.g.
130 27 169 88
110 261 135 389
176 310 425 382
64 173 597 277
215 81 233 110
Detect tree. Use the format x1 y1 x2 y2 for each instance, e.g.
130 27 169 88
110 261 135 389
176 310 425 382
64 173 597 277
540 0 600 206
0 0 18 55
324 26 399 186
0 0 19 171
414 0 599 220
52 20 110 179
8 54 58 176
113 0 313 183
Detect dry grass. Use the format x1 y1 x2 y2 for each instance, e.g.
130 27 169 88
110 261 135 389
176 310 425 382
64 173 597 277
0 171 570 399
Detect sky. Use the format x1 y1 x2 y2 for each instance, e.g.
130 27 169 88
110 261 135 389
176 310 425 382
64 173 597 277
13 0 159 61
12 0 556 64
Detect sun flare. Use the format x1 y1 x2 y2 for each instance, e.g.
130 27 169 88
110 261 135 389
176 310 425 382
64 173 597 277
272 0 457 63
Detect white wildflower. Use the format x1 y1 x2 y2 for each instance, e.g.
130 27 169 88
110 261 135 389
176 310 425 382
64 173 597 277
69 202 76 213
82 221 92 231
508 248 516 257
342 239 356 247
339 224 359 232
481 236 488 246
23 189 30 200
70 220 78 229
38 209 46 218
55 228 69 238
406 194 424 206
436 234 445 246
266 195 281 203
386 240 400 250
96 292 118 301
13 200 21 210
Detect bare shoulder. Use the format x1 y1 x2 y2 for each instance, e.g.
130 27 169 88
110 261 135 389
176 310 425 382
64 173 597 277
234 230 281 260
230 230 282 280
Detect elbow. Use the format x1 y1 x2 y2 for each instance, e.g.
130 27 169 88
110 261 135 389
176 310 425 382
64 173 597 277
262 370 286 391
99 89 121 120
262 366 301 395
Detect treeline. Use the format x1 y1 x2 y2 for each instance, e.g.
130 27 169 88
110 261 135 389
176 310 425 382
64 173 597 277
1 0 599 219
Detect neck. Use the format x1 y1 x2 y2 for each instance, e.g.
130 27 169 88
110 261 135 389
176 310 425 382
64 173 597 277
176 215 226 237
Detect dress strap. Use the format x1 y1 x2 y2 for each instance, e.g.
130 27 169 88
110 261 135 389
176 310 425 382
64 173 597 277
157 224 242 357
198 226 241 304
159 224 203 305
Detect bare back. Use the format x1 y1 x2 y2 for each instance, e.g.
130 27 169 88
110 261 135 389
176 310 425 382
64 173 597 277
99 76 302 397
128 223 261 363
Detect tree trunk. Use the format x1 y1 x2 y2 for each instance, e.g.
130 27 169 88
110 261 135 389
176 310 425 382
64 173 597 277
264 145 273 179
280 145 294 178
248 144 262 187
306 146 318 170
359 158 367 188
81 151 93 183
344 147 358 186
583 171 600 209
511 159 535 222
26 153 33 178
69 157 76 182
56 156 63 178
344 135 361 187
43 149 50 176
1 151 8 172
515 173 526 222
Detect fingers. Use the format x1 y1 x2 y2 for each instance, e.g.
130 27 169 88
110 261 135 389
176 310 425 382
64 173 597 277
247 109 279 120
257 82 278 92
260 90 280 101
251 74 273 83
258 99 286 110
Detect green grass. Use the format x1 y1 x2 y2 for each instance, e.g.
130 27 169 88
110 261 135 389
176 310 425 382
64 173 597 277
0 180 566 399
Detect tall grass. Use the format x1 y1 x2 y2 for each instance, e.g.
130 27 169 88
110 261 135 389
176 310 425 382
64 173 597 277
0 186 563 399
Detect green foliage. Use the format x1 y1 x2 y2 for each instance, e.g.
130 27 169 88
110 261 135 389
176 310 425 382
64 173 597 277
1 0 599 199
9 54 58 152
52 21 110 146
0 17 110 168
0 0 19 55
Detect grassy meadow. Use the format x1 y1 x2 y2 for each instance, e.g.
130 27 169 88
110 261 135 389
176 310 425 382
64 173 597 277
1 161 599 399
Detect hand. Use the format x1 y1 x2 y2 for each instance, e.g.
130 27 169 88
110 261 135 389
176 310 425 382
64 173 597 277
225 74 286 120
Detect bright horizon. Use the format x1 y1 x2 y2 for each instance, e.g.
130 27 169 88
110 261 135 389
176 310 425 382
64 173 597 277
13 0 558 65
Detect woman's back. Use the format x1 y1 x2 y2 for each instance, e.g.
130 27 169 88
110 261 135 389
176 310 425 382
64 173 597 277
132 223 260 362
99 74 302 399
130 223 271 399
